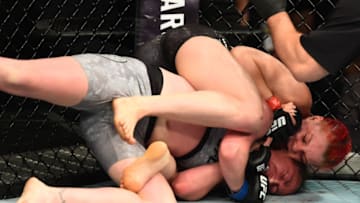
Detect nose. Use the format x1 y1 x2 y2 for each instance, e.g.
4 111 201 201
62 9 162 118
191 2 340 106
290 133 307 152
292 139 304 152
288 139 304 161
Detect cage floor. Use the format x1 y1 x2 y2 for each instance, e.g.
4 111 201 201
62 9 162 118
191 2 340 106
0 180 358 203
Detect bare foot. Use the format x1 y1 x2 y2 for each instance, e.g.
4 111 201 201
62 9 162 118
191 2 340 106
121 141 173 192
112 97 145 144
17 177 60 203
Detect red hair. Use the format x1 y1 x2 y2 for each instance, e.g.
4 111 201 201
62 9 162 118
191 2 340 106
321 118 352 168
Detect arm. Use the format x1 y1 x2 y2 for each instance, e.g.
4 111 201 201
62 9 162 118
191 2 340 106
171 163 223 201
231 46 312 117
218 131 252 192
267 12 329 82
242 0 329 81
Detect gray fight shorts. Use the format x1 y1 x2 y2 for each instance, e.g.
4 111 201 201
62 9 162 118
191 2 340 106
72 54 153 171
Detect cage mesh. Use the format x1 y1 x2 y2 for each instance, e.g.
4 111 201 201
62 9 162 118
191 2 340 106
0 0 358 199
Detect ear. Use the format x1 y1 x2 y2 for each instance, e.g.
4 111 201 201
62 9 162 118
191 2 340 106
309 115 324 121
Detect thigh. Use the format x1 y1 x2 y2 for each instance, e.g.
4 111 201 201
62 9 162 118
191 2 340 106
1 56 88 106
79 106 149 173
175 35 258 100
160 25 262 104
72 54 152 110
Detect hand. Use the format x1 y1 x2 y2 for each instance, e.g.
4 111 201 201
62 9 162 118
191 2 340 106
281 102 297 125
228 172 269 203
266 107 302 149
250 0 287 20
247 145 271 173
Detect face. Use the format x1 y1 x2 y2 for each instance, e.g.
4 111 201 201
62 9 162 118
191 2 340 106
287 116 328 167
266 150 303 195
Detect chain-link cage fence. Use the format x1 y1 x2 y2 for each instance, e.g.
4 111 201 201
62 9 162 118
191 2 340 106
0 0 358 199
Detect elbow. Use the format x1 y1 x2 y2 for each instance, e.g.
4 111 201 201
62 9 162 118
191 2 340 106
286 47 329 82
289 66 325 83
0 62 29 92
290 68 312 83
219 135 242 162
172 178 207 201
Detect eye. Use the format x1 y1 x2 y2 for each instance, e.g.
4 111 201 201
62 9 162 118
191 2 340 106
285 180 290 186
271 184 279 194
302 134 307 144
281 171 289 182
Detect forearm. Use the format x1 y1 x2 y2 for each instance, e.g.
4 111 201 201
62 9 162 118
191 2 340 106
250 51 313 115
218 132 252 192
171 163 223 200
267 12 304 68
231 46 312 116
267 12 328 81
235 0 249 12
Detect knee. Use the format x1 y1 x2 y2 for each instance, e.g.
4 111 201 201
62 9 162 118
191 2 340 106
249 101 274 139
241 101 271 136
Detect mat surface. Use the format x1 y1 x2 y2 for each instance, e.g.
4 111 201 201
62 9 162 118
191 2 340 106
1 180 359 203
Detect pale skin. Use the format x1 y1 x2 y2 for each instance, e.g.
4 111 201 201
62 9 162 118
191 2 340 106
120 141 177 193
116 100 297 199
0 56 191 203
266 12 329 82
114 46 312 146
1 37 309 202
235 0 329 82
0 38 278 202
113 45 312 193
18 141 176 203
114 39 311 192
116 103 300 199
115 35 277 193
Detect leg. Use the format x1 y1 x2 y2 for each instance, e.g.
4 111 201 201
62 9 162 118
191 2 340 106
113 90 264 143
79 106 176 203
0 56 88 106
107 160 177 203
121 141 177 193
17 172 177 203
17 177 146 203
175 36 265 123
